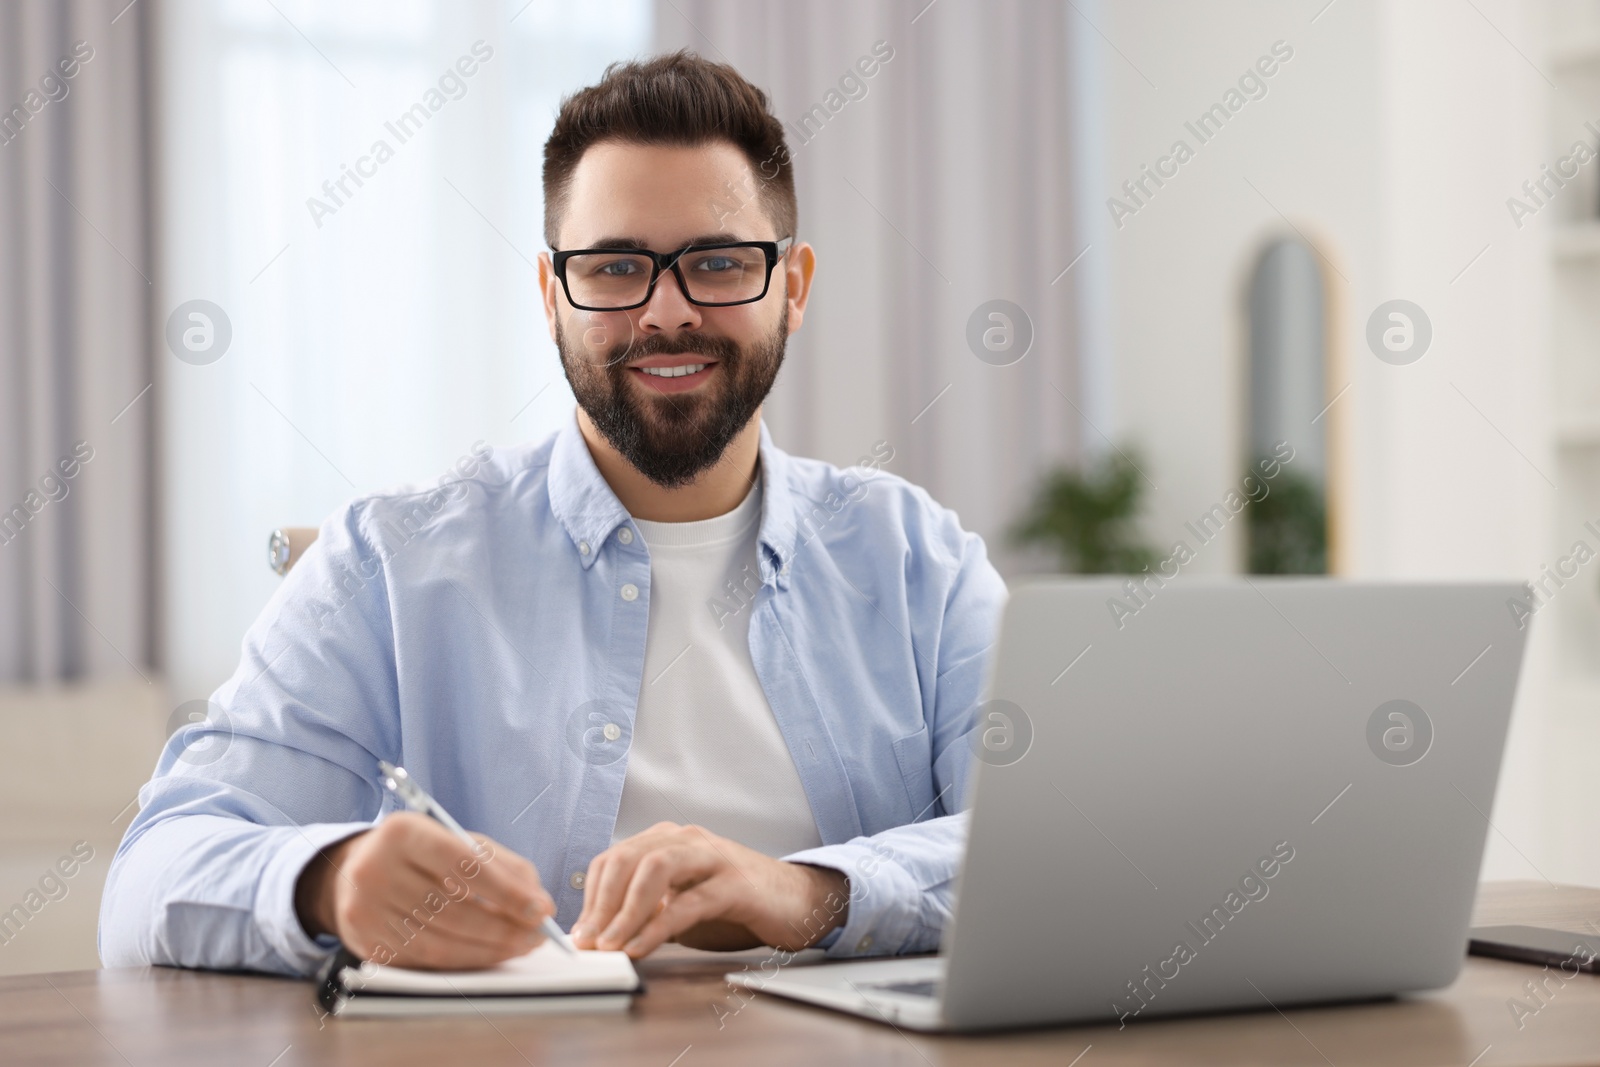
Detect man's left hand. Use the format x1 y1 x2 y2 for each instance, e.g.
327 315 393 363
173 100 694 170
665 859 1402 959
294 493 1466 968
569 822 849 958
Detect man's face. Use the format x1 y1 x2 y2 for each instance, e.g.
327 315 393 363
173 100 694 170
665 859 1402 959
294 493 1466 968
543 141 803 488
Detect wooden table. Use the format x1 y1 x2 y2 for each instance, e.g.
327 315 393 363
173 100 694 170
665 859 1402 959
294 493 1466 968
3 882 1598 1066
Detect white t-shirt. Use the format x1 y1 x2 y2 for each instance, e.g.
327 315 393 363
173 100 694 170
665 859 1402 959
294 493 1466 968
610 472 824 857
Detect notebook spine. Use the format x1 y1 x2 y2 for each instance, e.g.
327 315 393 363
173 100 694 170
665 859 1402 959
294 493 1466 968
314 945 365 1016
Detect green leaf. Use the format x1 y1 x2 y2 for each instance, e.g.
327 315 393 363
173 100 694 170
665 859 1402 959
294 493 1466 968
1010 450 1158 574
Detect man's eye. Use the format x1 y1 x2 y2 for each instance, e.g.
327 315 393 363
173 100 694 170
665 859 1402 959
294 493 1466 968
599 260 643 276
693 257 738 272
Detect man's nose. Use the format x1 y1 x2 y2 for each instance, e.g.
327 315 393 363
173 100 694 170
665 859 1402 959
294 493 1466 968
637 267 701 333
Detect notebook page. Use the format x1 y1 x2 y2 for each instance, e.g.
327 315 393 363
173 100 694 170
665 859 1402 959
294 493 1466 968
344 942 640 996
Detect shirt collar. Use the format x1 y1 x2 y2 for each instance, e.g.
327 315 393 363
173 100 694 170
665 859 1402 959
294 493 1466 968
547 410 798 590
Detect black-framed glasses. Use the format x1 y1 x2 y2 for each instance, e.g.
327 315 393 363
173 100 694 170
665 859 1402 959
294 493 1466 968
551 237 793 311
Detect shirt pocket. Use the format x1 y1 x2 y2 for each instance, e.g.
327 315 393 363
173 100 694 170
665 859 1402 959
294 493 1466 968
890 723 937 823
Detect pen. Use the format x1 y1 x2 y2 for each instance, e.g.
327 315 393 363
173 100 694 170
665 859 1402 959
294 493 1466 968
378 760 577 955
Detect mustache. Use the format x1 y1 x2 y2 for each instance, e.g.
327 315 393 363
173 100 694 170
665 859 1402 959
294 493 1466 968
610 333 741 367
559 308 742 369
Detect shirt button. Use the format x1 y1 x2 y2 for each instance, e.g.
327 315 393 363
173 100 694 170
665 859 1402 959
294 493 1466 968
617 527 634 545
856 934 874 953
578 541 590 555
570 871 586 890
620 583 638 601
602 722 621 741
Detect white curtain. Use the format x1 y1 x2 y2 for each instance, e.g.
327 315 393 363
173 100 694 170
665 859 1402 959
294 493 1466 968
0 0 155 683
153 0 1085 699
653 0 1089 571
156 0 652 701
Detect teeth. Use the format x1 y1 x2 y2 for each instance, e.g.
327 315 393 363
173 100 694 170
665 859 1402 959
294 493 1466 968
639 363 708 378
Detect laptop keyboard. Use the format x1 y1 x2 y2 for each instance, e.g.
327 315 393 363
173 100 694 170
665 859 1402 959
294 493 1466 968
866 979 941 999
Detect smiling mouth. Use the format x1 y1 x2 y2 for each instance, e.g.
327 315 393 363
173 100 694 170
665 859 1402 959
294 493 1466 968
636 363 709 378
625 355 722 391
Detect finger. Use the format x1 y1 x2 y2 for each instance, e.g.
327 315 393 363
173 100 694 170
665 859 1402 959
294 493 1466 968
466 842 556 926
344 859 543 958
597 846 714 951
576 888 669 952
397 848 541 929
453 831 553 922
406 894 547 955
345 896 536 971
575 837 666 947
621 881 727 958
379 924 532 971
400 825 551 926
370 917 532 969
572 823 692 945
350 851 481 922
573 846 638 947
390 944 522 971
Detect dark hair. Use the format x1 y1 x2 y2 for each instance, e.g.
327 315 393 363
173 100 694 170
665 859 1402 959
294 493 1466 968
542 49 796 248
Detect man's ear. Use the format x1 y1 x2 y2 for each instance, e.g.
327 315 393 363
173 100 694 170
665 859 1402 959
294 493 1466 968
783 240 817 336
538 251 560 344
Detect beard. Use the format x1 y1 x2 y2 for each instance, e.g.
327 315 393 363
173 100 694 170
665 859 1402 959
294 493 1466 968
554 305 788 488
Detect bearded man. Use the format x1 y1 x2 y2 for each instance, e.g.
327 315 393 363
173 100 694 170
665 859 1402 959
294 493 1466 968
101 50 1005 975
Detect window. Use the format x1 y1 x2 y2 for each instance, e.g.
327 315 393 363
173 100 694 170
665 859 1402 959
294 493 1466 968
160 0 652 699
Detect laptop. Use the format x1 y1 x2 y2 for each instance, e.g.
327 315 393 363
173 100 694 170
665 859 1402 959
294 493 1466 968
728 578 1529 1032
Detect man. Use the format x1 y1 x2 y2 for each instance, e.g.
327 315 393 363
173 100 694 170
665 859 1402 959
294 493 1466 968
100 50 1005 975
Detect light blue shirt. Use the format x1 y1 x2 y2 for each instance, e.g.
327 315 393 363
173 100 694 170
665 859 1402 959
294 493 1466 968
99 412 1007 976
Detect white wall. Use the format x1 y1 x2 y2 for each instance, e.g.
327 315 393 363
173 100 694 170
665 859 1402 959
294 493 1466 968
1097 0 1565 881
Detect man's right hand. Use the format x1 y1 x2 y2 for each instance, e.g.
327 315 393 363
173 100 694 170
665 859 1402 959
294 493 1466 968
294 811 557 971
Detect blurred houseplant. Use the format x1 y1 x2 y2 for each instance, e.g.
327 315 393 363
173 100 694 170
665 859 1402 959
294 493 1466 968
1245 464 1327 574
1011 451 1158 574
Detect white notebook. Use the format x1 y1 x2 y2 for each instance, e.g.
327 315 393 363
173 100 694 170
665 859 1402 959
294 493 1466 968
322 943 641 1017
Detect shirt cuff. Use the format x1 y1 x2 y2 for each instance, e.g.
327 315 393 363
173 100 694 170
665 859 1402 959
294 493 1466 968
783 840 923 958
255 821 375 976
